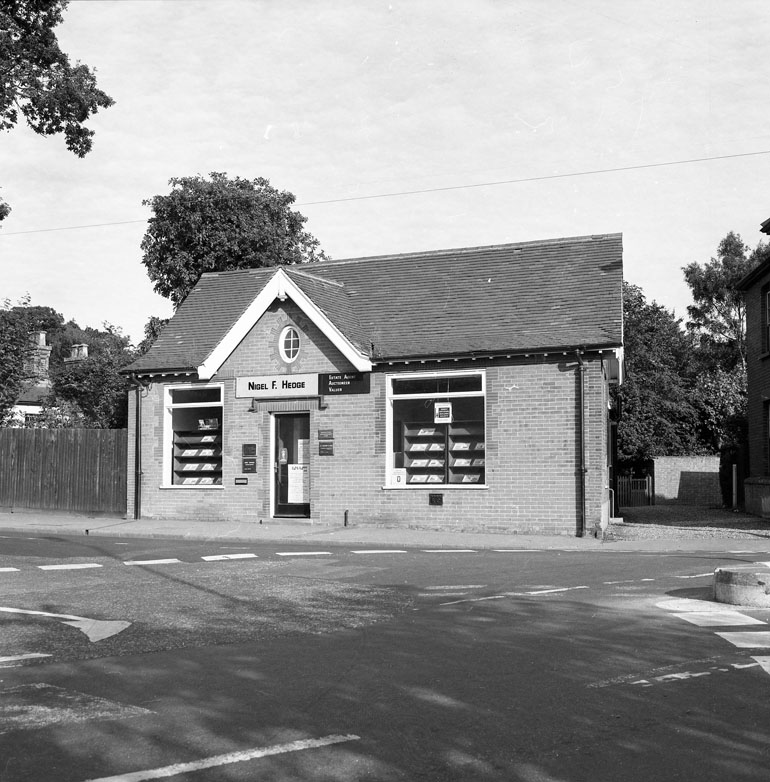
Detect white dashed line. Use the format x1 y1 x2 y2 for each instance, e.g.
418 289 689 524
275 552 332 557
123 559 181 566
38 563 103 571
491 549 541 552
201 553 258 561
421 549 476 553
423 585 487 591
0 567 20 573
351 550 408 554
715 632 770 649
82 734 361 782
526 586 589 595
674 573 714 579
0 653 52 666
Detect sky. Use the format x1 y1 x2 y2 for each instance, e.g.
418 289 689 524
3 0 770 344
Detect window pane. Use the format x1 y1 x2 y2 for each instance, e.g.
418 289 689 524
392 396 484 485
391 375 482 395
170 388 221 404
171 406 222 485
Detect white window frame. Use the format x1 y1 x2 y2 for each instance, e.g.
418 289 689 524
279 326 301 364
162 382 225 489
384 369 487 489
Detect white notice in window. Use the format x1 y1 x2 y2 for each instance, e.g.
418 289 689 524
288 464 310 503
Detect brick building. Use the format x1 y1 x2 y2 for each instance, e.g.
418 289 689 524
738 223 770 515
122 234 624 536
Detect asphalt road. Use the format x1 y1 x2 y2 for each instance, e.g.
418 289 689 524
1 534 769 781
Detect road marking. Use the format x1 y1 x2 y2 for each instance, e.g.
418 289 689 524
440 585 589 605
38 563 103 571
81 733 361 781
0 606 131 642
1 683 151 735
492 549 541 552
672 611 765 627
201 553 258 561
423 584 486 592
0 653 52 666
526 586 589 595
674 573 714 579
275 551 332 557
421 549 476 553
715 632 770 649
752 656 770 674
0 567 20 573
123 559 181 566
351 549 407 554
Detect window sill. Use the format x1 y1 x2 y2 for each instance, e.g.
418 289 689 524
159 484 225 490
381 484 488 490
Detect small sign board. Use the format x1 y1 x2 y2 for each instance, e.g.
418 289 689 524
288 464 310 503
234 477 248 485
434 402 453 424
319 441 334 456
318 429 334 440
242 458 257 473
319 373 370 395
236 374 318 398
242 443 257 457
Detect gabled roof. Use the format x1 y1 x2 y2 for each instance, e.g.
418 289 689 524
125 233 623 376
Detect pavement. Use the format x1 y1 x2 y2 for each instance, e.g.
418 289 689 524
1 508 770 553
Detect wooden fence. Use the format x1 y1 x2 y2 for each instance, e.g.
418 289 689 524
617 475 652 507
0 429 127 515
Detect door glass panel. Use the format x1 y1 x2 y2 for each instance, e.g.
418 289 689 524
275 414 310 517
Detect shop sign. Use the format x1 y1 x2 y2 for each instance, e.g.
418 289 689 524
236 374 318 398
319 372 370 395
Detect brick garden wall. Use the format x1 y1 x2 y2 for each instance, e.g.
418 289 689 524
652 456 721 505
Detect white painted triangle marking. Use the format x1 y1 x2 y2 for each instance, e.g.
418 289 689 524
750 656 770 675
0 606 131 642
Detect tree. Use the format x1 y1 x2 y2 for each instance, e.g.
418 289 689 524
0 0 114 220
0 299 34 425
141 173 328 306
616 283 705 466
49 323 135 428
682 232 770 369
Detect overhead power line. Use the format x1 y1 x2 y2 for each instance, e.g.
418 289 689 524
2 148 769 237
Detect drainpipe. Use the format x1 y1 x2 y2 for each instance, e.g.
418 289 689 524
129 374 148 520
576 350 586 537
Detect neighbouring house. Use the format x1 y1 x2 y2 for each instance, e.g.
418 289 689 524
737 219 770 515
121 234 624 536
10 331 52 425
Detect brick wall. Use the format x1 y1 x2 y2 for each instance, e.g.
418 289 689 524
128 305 612 535
652 456 721 505
741 267 770 515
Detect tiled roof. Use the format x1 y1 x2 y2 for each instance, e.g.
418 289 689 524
126 234 623 373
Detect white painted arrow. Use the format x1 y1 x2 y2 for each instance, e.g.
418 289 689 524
0 606 131 642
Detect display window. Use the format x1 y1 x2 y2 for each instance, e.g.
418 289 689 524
164 384 224 486
387 371 486 487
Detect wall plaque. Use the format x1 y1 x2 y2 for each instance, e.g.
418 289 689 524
318 429 334 440
242 458 257 473
319 372 370 395
242 443 257 457
319 441 334 456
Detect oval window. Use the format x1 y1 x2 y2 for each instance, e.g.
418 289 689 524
279 326 300 363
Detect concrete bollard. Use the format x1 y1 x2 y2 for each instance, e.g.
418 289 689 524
713 567 770 608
